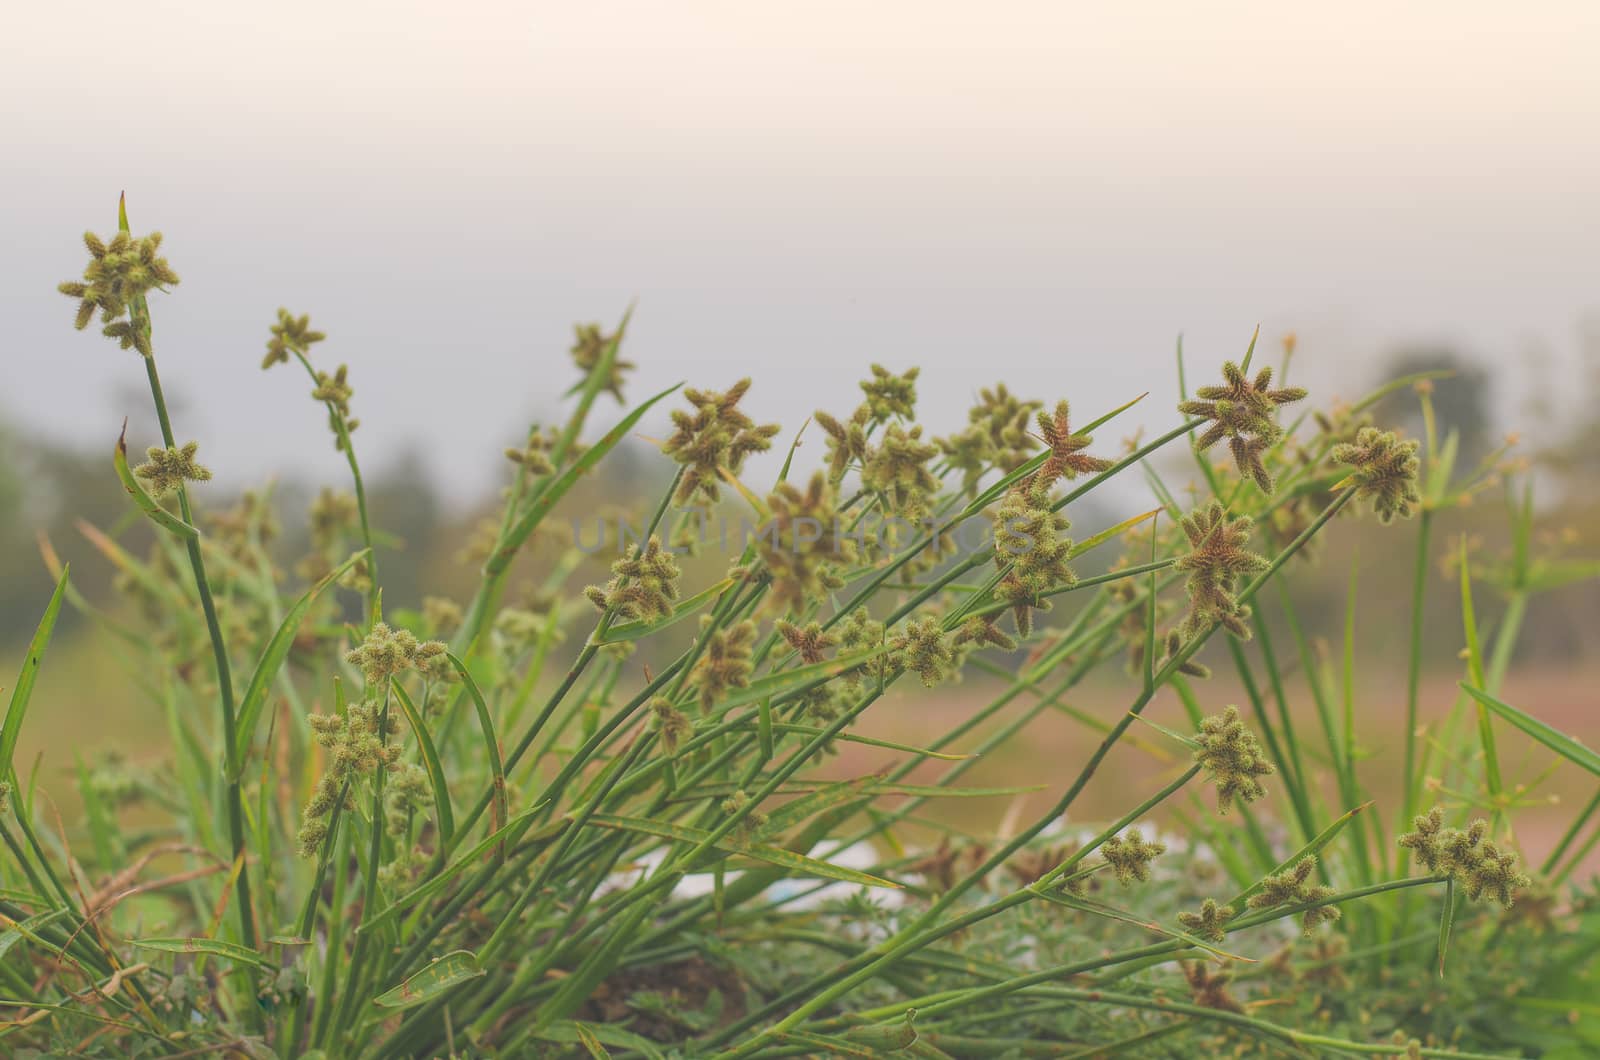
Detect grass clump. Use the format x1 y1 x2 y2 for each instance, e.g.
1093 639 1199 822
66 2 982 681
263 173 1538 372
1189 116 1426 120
0 202 1596 1058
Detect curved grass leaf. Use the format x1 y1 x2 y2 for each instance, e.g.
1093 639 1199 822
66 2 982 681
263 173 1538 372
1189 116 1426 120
768 724 975 761
589 813 900 889
449 652 508 841
0 909 67 963
1229 801 1374 912
1 566 69 780
372 949 483 1009
1461 683 1600 777
574 1022 613 1059
537 1022 666 1060
391 682 455 844
230 550 368 778
132 936 273 968
711 645 894 715
488 381 682 578
113 422 199 540
1438 875 1457 978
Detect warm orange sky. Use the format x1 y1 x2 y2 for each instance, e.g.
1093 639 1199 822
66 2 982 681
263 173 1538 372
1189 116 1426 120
6 2 1598 498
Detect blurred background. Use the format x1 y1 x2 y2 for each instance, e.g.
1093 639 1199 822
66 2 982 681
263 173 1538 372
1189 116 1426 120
3 3 1598 847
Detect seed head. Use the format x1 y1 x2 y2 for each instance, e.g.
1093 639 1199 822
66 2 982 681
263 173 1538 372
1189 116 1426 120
662 379 782 507
262 309 325 370
756 472 856 615
345 623 446 685
1194 705 1274 813
1183 961 1244 1013
1177 897 1235 943
570 323 635 403
859 363 919 422
311 365 360 449
1247 855 1340 935
953 615 1017 653
721 789 769 845
837 607 891 691
585 535 681 623
308 488 359 549
134 441 212 497
815 405 872 482
651 697 693 753
59 230 180 355
688 619 757 710
775 619 839 664
1333 427 1422 523
1398 807 1531 908
505 424 559 474
970 384 1043 471
893 615 956 688
861 423 939 519
991 485 1075 637
1175 501 1269 639
1031 400 1113 490
1178 359 1307 492
1101 828 1166 886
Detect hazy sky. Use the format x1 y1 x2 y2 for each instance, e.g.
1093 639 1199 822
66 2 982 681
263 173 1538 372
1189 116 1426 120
6 2 1598 502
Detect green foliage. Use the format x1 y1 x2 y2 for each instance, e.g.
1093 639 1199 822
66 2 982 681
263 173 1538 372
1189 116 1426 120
5 205 1596 1059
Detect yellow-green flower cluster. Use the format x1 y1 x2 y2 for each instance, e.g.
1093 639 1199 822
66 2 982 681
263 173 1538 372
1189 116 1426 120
1101 828 1166 886
135 441 212 497
661 380 781 507
1175 501 1268 639
1247 855 1340 935
756 472 856 616
345 623 447 685
991 486 1075 637
1399 808 1532 908
58 230 180 355
1333 427 1423 524
1193 705 1274 813
262 309 325 370
1178 360 1306 493
585 536 682 623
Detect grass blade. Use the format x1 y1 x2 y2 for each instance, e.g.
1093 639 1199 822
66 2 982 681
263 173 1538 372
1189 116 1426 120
132 937 273 968
1 566 69 780
372 950 484 1009
230 550 368 777
488 382 682 578
1460 683 1600 777
450 652 509 840
113 422 199 539
391 682 456 844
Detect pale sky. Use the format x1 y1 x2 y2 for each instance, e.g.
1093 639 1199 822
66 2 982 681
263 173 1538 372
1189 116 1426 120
5 2 1598 501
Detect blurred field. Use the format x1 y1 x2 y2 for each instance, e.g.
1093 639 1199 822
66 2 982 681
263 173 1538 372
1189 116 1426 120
819 666 1599 872
11 617 1596 881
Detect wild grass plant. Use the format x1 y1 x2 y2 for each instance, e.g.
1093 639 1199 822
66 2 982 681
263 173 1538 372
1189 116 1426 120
3 199 1598 1057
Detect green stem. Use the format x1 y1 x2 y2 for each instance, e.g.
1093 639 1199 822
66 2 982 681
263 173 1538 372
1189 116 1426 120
140 353 257 953
1401 509 1434 829
292 349 379 622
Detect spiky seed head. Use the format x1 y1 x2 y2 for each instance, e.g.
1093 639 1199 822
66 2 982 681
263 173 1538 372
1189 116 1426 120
1333 427 1422 524
1194 705 1274 813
